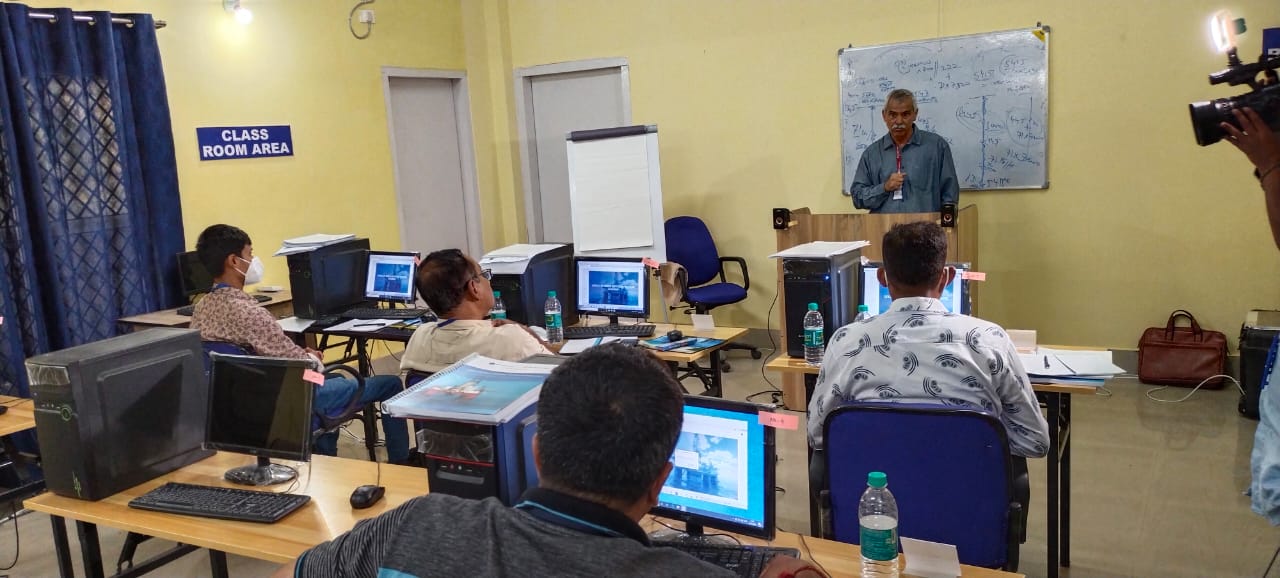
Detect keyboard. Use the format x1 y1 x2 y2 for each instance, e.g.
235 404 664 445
563 324 656 339
175 295 270 317
655 542 800 577
340 307 435 320
128 482 311 524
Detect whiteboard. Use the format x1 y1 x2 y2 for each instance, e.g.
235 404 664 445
840 27 1049 191
566 126 666 262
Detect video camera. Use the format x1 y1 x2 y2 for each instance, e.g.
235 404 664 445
1189 17 1280 146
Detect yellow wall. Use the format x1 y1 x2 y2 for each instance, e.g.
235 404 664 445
476 0 1280 350
21 0 466 288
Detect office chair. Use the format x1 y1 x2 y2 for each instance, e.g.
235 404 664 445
812 402 1024 571
664 216 762 371
199 342 381 462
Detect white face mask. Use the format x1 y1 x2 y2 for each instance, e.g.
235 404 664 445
235 256 265 285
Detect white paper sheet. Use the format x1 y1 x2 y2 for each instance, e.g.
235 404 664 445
480 244 566 275
769 241 870 259
557 336 631 355
691 314 716 331
1020 349 1123 377
901 537 962 578
569 135 654 252
324 318 398 333
276 316 314 333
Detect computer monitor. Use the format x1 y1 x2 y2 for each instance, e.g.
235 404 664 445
859 261 971 316
206 354 315 486
365 250 419 302
651 395 778 542
176 251 214 297
574 257 650 324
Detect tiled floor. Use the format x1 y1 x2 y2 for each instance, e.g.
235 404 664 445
5 352 1278 577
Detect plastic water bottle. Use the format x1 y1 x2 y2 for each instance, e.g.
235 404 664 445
859 471 900 578
544 291 563 344
490 291 507 320
854 303 872 323
803 302 824 365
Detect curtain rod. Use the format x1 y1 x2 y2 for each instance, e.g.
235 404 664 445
27 12 166 29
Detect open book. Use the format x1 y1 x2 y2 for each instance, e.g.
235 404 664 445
383 354 554 424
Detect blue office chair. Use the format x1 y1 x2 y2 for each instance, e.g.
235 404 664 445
200 341 381 461
664 216 762 370
814 402 1023 571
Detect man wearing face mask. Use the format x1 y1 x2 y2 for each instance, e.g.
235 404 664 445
851 89 960 213
190 224 411 463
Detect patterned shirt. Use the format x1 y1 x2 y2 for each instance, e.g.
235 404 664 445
190 286 312 363
807 297 1049 458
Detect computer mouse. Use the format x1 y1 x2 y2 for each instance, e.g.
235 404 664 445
0 405 8 416
666 329 684 341
350 485 385 509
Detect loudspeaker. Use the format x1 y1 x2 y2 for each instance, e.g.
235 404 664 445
940 203 956 228
772 208 791 230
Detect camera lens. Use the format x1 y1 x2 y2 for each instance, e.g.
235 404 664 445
1189 83 1280 147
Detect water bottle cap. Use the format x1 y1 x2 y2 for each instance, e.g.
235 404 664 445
857 304 869 312
807 302 818 311
867 471 887 487
493 291 501 298
548 291 557 298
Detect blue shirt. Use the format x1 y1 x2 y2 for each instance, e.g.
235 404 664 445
851 125 960 213
1252 346 1280 525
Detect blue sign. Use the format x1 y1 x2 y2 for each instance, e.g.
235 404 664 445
196 125 293 161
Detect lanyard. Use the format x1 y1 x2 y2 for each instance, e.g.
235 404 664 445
895 144 903 173
212 283 234 291
893 144 905 200
437 318 457 327
513 500 624 538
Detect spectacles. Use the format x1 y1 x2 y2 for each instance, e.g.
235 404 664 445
472 269 492 282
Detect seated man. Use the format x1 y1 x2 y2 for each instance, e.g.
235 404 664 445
400 249 551 374
273 344 822 578
807 221 1049 456
190 224 410 464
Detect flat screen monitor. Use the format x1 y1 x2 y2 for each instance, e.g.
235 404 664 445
206 354 314 486
859 261 971 316
574 257 650 323
176 251 214 297
365 250 419 302
651 395 777 541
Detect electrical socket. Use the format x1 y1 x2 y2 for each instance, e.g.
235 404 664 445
358 9 375 24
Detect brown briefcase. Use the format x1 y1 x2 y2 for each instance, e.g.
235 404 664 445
1138 310 1228 388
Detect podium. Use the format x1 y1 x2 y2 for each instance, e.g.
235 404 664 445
774 205 980 409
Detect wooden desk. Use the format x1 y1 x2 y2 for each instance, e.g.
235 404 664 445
766 351 1098 578
24 452 428 577
642 517 1023 578
0 396 36 437
565 321 749 397
118 290 294 331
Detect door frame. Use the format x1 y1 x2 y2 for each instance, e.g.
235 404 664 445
381 67 483 256
513 58 632 243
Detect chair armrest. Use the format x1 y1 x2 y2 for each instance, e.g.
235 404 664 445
719 256 750 292
1005 502 1023 572
321 364 366 418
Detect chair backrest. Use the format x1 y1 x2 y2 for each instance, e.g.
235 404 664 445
200 341 250 375
664 216 721 287
823 402 1015 568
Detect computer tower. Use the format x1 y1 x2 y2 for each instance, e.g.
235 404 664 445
27 328 214 501
782 252 861 358
415 401 537 506
489 244 579 327
287 238 370 319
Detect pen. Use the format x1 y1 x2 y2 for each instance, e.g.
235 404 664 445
1043 355 1050 369
355 323 385 328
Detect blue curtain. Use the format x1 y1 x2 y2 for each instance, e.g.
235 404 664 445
0 4 184 397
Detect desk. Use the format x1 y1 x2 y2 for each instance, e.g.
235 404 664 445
0 396 36 437
117 290 294 331
641 518 1023 578
561 321 749 397
24 452 428 578
765 353 1097 578
0 396 41 504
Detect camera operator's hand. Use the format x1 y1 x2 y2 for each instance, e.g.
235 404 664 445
1221 107 1280 174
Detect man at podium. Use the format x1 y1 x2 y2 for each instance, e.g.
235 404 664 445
850 89 959 213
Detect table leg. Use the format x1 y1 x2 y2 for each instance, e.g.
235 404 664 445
209 550 229 578
51 516 74 578
1062 393 1072 567
709 349 724 398
1046 392 1061 578
75 520 105 578
356 337 371 376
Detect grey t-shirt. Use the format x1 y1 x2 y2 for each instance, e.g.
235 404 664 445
295 490 733 578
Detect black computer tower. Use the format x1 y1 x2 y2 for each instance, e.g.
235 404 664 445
27 328 214 501
415 401 536 506
782 252 861 358
287 238 370 319
489 244 579 327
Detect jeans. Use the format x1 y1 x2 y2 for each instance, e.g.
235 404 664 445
313 375 410 463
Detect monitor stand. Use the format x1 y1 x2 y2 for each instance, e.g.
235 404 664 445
648 522 739 546
224 456 298 486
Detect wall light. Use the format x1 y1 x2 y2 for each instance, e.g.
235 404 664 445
1209 10 1245 54
224 0 253 25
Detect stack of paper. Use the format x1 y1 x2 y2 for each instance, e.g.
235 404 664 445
558 336 636 355
479 244 566 275
769 241 870 259
383 354 554 424
273 233 356 256
1019 348 1124 386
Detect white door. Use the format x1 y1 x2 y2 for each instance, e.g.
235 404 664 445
384 73 481 256
518 62 629 243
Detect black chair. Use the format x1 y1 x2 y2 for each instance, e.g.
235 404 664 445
664 216 762 371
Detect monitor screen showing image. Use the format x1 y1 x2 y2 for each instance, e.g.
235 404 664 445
365 251 418 302
574 258 649 318
860 262 970 316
